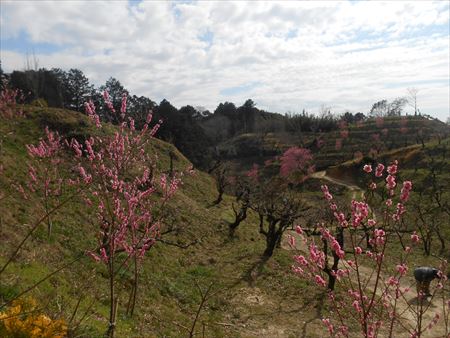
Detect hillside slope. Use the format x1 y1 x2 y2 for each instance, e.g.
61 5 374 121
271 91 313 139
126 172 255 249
216 115 449 173
1 106 447 337
0 106 328 337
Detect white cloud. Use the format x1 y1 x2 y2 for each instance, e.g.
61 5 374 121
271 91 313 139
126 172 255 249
0 0 449 120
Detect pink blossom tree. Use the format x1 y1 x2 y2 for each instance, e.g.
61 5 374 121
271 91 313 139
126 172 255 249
75 93 187 337
279 147 314 182
241 147 313 257
1 91 187 337
290 161 448 338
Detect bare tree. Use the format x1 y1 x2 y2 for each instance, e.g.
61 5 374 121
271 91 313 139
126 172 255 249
407 87 419 116
228 180 250 236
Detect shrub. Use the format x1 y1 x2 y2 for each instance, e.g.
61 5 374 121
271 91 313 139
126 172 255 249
0 297 67 338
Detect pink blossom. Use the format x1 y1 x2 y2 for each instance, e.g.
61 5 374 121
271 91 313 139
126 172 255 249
279 147 313 178
315 275 327 287
347 260 356 268
411 231 420 244
292 266 304 275
352 300 362 313
120 92 127 115
246 164 259 180
374 229 386 246
387 162 398 175
322 318 334 334
394 203 406 220
400 181 412 202
363 164 372 173
396 264 408 276
321 185 333 201
375 163 385 177
331 239 345 258
351 200 369 227
26 127 62 158
100 248 108 263
295 225 303 235
334 212 348 227
333 269 349 280
87 251 101 263
294 255 309 266
309 244 325 268
288 235 296 248
369 182 377 190
103 91 115 113
386 174 396 189
354 247 363 255
28 166 37 183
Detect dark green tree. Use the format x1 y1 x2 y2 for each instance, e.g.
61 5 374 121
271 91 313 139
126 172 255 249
99 77 128 123
237 99 257 133
65 69 94 112
127 95 156 129
9 69 64 107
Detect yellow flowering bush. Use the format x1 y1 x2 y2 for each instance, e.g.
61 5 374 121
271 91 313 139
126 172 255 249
0 297 67 338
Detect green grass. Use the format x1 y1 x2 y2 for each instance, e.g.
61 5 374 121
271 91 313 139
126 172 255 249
1 106 448 337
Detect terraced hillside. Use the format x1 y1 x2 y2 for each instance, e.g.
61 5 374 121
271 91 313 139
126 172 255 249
216 115 449 173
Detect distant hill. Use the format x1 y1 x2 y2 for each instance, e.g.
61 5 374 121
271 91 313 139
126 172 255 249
212 114 449 173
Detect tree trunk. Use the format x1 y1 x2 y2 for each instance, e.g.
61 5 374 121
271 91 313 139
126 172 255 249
213 193 223 205
263 221 280 258
229 204 247 237
107 260 117 338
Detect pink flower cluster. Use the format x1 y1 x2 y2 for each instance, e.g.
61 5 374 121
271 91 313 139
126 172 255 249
321 185 333 201
375 163 384 177
363 164 372 173
321 227 345 259
246 164 259 180
67 92 185 267
103 90 115 113
400 181 412 202
351 200 369 228
26 127 62 159
279 147 314 180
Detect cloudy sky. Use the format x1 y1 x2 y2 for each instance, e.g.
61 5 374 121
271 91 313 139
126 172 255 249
1 1 449 120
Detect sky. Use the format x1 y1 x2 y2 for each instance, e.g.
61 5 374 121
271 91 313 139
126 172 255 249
1 1 449 121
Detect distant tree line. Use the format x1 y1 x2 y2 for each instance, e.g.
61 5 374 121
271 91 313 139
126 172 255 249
0 66 215 168
0 62 426 169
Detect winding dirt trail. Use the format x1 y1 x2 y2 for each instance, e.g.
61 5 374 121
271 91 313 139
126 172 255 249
281 170 448 338
311 170 363 200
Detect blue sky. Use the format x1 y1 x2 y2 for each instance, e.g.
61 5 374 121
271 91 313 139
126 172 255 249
1 1 449 121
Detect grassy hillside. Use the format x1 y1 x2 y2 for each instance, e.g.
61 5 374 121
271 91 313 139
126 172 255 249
216 115 449 173
327 137 450 260
1 106 447 337
0 106 330 337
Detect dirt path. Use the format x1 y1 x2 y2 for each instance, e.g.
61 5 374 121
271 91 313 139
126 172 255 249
311 170 363 200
